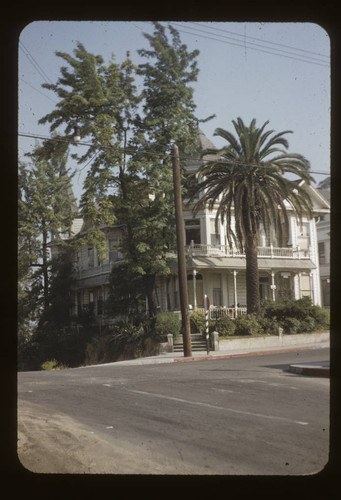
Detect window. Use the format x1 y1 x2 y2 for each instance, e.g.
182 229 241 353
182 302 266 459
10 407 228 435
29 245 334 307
301 273 312 298
212 273 222 306
318 242 326 264
88 247 94 267
321 278 330 307
298 222 310 250
109 237 122 262
210 219 220 246
259 276 270 300
185 219 201 245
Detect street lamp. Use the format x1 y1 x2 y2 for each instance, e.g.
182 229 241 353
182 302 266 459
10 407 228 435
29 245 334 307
73 126 81 143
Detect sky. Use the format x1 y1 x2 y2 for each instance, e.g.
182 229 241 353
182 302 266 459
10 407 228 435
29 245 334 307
18 21 331 202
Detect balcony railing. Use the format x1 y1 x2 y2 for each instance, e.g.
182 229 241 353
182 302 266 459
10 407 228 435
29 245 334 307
73 260 123 280
187 243 311 259
73 243 311 281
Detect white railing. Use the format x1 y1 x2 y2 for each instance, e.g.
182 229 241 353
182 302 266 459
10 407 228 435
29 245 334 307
209 305 247 320
188 243 310 259
73 260 124 280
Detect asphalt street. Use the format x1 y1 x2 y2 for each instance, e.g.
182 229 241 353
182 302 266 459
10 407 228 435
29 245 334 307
17 348 330 475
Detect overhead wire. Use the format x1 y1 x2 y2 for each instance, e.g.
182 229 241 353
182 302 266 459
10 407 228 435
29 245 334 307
167 22 329 67
18 132 330 176
19 25 329 179
191 22 329 60
19 78 59 104
19 41 54 84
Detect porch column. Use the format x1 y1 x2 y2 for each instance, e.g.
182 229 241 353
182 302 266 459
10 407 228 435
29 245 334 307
233 270 238 317
271 270 276 301
193 269 197 310
310 272 315 304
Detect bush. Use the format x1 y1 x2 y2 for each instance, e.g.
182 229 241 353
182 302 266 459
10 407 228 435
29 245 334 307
189 310 216 336
309 305 330 329
298 316 316 333
280 317 301 334
261 297 330 331
215 316 236 337
41 359 68 370
258 317 279 335
234 315 263 336
154 312 181 341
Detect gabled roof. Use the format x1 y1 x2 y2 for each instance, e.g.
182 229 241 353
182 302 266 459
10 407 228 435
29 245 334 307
297 181 330 213
183 128 217 169
197 128 217 151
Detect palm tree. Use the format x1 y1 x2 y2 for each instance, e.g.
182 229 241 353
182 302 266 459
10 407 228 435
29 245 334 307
190 118 314 316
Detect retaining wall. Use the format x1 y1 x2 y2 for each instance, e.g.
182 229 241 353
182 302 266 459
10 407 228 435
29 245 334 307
217 331 329 351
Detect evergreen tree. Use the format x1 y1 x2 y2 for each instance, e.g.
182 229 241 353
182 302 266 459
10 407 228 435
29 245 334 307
110 22 201 315
18 144 75 319
39 43 142 258
38 28 202 316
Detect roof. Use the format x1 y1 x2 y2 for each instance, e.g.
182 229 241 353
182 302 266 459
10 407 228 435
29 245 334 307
317 189 330 203
197 128 217 151
183 128 217 168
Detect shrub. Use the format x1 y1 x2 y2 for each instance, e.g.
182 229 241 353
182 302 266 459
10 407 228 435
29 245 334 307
258 317 279 335
154 312 181 341
189 310 216 335
309 305 330 329
234 315 263 336
280 317 301 334
298 316 316 333
261 297 330 331
215 316 236 337
189 310 205 333
41 359 68 370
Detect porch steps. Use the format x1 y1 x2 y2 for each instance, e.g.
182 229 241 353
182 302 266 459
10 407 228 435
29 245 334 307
173 332 208 352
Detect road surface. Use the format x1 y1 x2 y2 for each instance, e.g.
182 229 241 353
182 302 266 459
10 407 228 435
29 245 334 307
17 348 330 475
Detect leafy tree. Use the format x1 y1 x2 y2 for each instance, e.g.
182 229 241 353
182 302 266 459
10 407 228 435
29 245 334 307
190 118 314 316
112 22 201 314
39 43 142 258
38 27 202 316
18 146 75 315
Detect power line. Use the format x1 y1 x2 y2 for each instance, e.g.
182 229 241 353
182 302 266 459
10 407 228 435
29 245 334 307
191 22 329 60
18 132 330 176
19 78 59 104
168 22 329 68
19 41 54 84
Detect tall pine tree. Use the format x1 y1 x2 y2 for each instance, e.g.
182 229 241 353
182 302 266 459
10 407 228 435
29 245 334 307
18 143 76 320
114 22 201 314
39 43 142 258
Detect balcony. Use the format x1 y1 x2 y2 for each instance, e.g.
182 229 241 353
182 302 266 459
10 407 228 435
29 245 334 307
73 260 124 280
187 243 311 259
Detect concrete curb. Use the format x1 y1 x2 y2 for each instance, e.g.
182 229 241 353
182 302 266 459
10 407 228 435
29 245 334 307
288 362 330 377
173 346 316 363
86 339 329 371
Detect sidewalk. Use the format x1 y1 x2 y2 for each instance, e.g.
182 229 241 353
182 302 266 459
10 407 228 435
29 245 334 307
97 340 330 377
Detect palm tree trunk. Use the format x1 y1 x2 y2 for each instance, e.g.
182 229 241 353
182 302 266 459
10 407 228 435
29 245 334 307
245 236 261 317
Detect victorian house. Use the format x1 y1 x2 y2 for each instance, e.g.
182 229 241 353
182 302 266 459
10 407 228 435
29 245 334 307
49 130 330 323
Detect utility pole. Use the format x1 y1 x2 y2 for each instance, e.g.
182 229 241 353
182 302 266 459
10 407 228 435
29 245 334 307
172 143 192 357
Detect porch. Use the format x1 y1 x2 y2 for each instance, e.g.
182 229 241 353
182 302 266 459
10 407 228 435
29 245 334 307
187 242 311 259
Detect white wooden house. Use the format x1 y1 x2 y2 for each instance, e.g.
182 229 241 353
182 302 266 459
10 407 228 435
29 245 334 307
49 130 330 322
316 189 331 309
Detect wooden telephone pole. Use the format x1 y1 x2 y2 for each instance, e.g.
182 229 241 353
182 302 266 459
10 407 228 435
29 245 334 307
172 144 192 357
